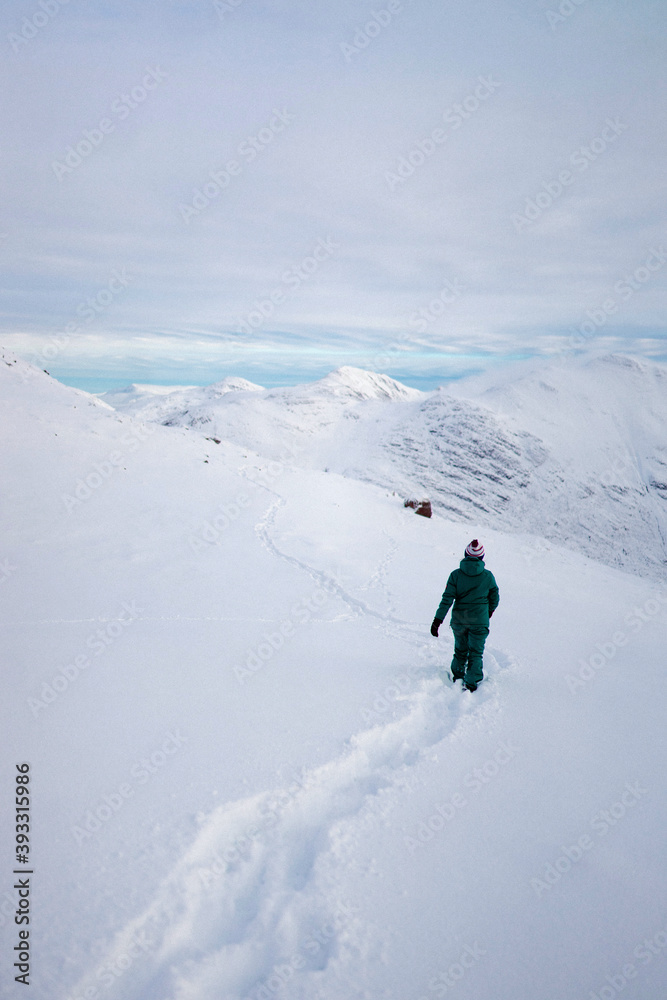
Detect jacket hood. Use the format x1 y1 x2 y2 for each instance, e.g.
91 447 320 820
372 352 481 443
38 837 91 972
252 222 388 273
459 556 485 576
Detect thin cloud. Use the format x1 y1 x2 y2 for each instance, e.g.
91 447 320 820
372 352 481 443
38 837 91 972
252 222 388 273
0 0 665 384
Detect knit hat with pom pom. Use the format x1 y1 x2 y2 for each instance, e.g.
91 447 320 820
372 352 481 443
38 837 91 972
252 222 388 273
465 539 485 559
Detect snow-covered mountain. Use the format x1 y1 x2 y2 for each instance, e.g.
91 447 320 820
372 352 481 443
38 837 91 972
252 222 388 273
2 348 666 1000
100 355 667 580
98 376 263 421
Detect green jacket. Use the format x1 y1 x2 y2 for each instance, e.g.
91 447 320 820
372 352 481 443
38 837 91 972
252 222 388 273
436 557 499 627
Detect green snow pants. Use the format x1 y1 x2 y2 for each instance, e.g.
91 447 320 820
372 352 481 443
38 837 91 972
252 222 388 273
450 623 489 686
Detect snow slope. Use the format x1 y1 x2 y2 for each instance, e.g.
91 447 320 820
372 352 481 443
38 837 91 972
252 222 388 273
1 349 666 1000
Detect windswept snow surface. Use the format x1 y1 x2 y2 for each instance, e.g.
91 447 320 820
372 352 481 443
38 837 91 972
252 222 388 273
1 349 667 999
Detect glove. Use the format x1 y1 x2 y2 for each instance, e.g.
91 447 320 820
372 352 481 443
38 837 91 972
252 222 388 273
431 617 443 637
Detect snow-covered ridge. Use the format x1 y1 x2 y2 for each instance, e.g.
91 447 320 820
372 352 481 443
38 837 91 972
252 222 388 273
271 366 423 402
98 366 418 409
98 354 667 580
98 376 264 421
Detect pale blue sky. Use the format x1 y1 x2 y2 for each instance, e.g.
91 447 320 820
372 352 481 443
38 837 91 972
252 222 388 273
1 0 665 389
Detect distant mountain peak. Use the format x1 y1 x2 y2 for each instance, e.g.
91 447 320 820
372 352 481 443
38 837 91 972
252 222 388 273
207 376 265 395
307 366 423 401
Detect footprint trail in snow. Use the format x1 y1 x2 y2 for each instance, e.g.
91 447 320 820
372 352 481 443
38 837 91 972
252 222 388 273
68 650 514 1000
67 491 517 1000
